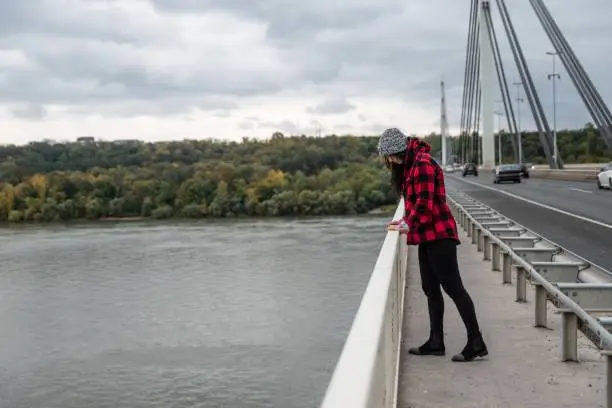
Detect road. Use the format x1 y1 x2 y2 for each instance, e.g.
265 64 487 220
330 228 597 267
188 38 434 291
445 172 612 271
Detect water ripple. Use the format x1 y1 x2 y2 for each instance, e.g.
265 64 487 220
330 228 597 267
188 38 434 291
0 215 388 408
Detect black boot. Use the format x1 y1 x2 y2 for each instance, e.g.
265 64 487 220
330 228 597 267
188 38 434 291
408 333 445 356
451 332 488 362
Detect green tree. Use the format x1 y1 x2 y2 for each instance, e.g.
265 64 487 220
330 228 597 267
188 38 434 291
1 128 607 224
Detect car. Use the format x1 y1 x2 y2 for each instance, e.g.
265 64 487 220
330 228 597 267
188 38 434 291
462 163 478 177
596 162 612 189
494 164 522 184
443 165 455 173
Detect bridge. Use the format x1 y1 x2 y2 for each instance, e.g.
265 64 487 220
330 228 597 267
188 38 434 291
442 0 612 170
320 1 612 407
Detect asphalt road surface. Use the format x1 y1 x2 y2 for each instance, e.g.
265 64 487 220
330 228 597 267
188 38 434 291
445 172 612 272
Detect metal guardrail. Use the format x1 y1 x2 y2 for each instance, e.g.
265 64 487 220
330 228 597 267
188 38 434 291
320 200 407 408
447 191 612 408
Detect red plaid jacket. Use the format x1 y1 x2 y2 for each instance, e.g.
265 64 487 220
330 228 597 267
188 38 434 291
400 139 459 245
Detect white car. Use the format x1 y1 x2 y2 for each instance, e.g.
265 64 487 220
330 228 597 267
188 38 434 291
596 163 612 189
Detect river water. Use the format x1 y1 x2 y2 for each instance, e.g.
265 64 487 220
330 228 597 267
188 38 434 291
0 215 387 408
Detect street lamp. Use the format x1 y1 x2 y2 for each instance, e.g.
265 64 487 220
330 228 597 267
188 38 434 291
494 100 504 165
546 51 562 169
513 80 524 164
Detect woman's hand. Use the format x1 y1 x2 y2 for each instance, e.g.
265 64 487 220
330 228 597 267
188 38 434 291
387 220 409 233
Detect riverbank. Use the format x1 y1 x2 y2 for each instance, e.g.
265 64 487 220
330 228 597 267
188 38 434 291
98 216 147 222
367 204 396 215
0 205 397 227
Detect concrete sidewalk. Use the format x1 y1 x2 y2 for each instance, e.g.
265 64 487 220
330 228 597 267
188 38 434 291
397 228 607 408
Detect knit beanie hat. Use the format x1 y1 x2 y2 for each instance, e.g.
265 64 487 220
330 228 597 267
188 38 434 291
377 128 408 156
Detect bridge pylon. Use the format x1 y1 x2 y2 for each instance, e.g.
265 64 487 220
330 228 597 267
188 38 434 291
479 0 496 169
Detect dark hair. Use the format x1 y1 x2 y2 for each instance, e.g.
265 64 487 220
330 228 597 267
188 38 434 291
388 150 407 197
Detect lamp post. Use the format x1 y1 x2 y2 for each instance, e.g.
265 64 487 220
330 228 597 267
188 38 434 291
513 80 524 164
494 100 504 165
546 51 562 169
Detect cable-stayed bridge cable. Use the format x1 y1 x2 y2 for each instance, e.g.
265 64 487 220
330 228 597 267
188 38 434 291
496 0 558 167
465 15 480 163
467 23 480 163
531 0 606 130
482 3 520 161
460 0 480 164
460 0 479 151
531 0 612 149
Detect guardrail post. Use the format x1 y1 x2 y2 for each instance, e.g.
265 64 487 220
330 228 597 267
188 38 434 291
561 310 579 362
491 242 500 271
516 266 527 303
483 235 491 260
604 350 612 408
467 219 472 237
471 224 478 245
534 284 547 328
502 252 512 284
476 229 483 252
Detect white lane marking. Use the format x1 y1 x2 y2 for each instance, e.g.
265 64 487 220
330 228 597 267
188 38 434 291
452 176 612 230
568 187 592 194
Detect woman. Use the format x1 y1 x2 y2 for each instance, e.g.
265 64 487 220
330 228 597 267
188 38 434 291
378 127 488 362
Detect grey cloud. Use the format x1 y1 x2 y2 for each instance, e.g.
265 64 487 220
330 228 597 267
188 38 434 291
211 110 232 118
238 116 261 131
364 122 388 134
333 121 387 135
1 0 612 130
334 124 353 131
307 97 355 115
0 36 290 100
0 5 342 114
287 1 612 130
64 98 237 118
258 120 299 134
151 0 403 41
10 103 47 119
0 2 162 45
238 121 255 130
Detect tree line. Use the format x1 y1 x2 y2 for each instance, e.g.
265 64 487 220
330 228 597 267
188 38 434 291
0 125 609 223
443 122 611 164
0 133 394 222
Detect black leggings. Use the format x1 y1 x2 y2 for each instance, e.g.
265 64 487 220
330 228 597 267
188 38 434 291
418 238 481 340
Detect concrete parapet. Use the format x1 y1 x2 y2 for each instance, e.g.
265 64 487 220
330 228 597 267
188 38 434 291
530 168 598 181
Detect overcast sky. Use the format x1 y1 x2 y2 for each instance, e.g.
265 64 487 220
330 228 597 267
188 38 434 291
1 0 611 144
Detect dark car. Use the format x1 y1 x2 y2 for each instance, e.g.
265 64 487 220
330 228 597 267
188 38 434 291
462 163 478 177
494 164 522 184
